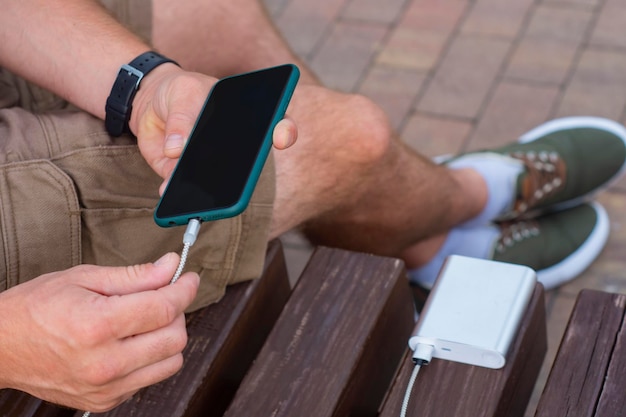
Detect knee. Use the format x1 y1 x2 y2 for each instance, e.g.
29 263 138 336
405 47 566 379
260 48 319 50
342 93 393 164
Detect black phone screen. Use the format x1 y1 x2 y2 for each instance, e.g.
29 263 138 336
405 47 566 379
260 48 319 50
155 65 295 221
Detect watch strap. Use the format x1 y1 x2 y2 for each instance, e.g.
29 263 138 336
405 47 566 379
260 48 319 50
105 51 178 137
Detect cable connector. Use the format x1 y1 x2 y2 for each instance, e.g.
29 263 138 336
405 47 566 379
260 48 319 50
170 218 202 285
412 343 434 366
183 218 202 246
400 343 434 417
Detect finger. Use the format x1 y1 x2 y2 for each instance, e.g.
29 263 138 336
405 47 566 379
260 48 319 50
116 314 188 378
81 313 187 391
85 253 181 296
272 116 297 149
104 271 199 339
88 353 184 411
122 352 183 392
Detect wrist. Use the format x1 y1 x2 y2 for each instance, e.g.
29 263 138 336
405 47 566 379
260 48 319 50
105 51 180 137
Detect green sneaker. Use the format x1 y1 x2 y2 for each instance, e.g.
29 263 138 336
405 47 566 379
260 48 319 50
492 201 608 289
452 117 626 222
408 201 608 290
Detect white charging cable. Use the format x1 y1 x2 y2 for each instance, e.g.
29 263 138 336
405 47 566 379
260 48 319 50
170 218 201 284
82 218 202 417
400 343 434 417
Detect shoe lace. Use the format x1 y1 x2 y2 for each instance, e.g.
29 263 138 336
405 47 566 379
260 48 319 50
495 219 540 254
507 150 566 218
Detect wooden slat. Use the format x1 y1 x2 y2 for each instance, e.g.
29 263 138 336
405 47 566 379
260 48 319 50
379 283 546 417
596 308 626 416
224 246 415 417
534 290 626 417
0 390 45 417
0 390 74 417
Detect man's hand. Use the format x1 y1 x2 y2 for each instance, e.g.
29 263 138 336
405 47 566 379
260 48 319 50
129 64 298 193
0 253 199 412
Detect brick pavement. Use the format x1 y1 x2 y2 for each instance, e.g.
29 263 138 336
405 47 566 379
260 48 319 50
264 0 626 415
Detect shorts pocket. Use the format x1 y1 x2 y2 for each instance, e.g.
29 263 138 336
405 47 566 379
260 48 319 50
0 160 81 290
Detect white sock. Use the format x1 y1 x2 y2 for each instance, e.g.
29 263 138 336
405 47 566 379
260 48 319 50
447 153 525 228
407 224 500 289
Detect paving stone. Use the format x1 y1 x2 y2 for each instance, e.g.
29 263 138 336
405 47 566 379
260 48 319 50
543 0 603 9
555 48 626 120
400 0 468 31
504 4 593 85
341 0 407 23
418 36 512 119
467 82 559 151
274 0 347 58
400 113 472 158
506 39 579 85
590 0 626 50
377 29 450 71
358 66 427 130
309 21 388 92
376 0 467 71
524 3 593 44
460 0 534 39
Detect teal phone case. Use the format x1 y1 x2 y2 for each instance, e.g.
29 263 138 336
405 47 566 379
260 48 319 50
154 64 300 227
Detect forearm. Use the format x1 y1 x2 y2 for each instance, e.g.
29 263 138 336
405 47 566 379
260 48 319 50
0 0 150 119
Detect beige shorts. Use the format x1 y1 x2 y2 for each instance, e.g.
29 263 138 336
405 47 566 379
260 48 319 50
0 0 275 311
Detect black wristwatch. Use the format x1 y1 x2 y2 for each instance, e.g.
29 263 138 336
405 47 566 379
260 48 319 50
105 51 179 137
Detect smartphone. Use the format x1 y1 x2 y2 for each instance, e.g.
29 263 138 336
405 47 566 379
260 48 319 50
154 64 300 227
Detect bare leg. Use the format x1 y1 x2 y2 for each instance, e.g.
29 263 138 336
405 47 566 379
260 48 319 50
152 0 487 259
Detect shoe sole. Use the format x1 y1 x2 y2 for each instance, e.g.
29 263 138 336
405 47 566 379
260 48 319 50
536 201 609 290
518 116 626 212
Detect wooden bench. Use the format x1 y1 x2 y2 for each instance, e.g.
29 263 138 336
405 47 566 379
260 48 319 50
534 289 626 417
0 244 548 417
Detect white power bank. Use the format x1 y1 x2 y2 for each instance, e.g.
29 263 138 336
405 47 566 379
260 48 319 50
408 255 536 369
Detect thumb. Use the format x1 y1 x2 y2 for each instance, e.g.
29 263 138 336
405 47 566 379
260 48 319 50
163 132 187 159
161 78 212 159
